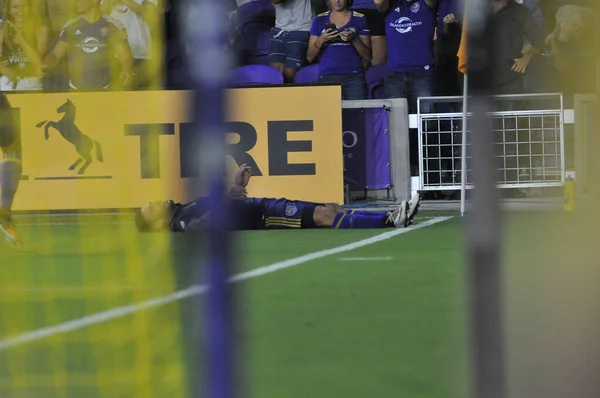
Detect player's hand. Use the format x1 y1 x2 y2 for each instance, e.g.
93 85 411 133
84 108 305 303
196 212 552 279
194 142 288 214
241 166 252 187
511 55 531 74
443 13 457 24
229 186 247 200
316 29 339 47
340 29 355 43
1 62 18 88
234 163 253 188
120 71 132 88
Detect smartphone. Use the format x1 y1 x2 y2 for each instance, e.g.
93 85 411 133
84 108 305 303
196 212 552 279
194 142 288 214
324 23 337 32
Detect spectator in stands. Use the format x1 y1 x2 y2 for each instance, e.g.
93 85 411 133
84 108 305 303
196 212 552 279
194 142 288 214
307 0 371 99
39 0 77 92
490 0 545 95
375 0 437 176
237 0 275 29
351 0 386 65
269 0 314 83
235 0 275 65
100 0 159 89
42 0 77 38
519 0 547 93
375 0 437 109
0 0 48 91
41 0 134 91
545 5 596 98
434 0 462 103
311 0 328 14
521 0 544 30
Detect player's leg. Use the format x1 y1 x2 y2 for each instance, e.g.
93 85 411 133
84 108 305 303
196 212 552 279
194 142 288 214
326 201 409 229
406 192 421 225
341 193 421 226
0 94 22 245
282 31 309 83
261 198 415 230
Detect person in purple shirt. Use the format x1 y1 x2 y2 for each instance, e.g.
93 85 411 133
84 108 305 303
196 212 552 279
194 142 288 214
375 0 437 109
307 0 372 100
376 0 437 175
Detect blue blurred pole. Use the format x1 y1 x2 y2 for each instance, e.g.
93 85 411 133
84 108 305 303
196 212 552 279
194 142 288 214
465 1 505 398
183 1 234 398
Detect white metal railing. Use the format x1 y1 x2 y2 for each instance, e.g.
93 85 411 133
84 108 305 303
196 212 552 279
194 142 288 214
416 93 566 191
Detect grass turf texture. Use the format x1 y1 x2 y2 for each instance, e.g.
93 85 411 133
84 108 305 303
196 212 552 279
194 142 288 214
0 210 571 398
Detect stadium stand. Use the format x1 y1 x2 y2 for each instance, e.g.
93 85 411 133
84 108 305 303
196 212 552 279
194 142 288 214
229 64 284 86
365 63 387 99
293 63 319 84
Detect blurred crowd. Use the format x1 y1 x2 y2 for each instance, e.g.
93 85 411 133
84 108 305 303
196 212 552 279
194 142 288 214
0 0 596 101
0 0 165 92
207 0 597 108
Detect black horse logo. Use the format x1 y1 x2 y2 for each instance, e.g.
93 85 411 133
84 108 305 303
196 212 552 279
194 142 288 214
36 99 104 175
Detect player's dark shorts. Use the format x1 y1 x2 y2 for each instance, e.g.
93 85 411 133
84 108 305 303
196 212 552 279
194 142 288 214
246 198 324 230
0 94 20 154
268 28 310 70
354 8 386 36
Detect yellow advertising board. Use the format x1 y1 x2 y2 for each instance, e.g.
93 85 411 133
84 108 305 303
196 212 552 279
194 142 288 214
6 86 343 211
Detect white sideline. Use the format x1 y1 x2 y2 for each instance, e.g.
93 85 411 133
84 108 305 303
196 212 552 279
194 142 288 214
338 257 393 262
0 216 452 351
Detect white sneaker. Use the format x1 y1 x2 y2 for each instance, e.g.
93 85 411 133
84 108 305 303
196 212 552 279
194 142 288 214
386 200 409 228
407 193 421 226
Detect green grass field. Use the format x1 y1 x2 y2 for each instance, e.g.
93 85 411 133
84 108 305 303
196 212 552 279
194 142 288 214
0 210 576 398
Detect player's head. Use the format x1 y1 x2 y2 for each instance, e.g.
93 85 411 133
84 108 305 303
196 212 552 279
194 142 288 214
135 200 176 232
6 0 31 25
76 0 100 14
328 0 352 11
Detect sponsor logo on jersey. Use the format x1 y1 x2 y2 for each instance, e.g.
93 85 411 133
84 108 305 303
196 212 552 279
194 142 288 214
285 205 298 216
390 17 423 34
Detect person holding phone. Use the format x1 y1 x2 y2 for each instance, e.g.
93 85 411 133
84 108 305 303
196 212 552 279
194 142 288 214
307 0 371 100
0 0 48 91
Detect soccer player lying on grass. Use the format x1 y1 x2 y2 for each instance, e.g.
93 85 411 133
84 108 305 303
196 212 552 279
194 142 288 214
135 165 420 233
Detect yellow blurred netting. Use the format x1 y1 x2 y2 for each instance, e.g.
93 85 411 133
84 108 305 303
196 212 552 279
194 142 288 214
0 3 192 397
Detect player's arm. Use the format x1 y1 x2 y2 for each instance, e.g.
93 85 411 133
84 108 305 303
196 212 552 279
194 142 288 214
424 0 438 9
184 214 210 233
373 0 389 13
233 163 252 188
115 36 134 89
42 41 69 71
122 0 157 17
229 185 247 199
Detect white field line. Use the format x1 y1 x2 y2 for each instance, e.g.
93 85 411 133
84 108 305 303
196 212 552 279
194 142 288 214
0 286 178 295
0 216 452 351
338 257 394 262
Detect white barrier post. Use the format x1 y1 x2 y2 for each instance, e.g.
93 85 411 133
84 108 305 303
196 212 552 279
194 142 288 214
460 73 469 217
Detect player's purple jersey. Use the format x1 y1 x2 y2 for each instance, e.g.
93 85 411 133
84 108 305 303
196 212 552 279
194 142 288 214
59 15 128 90
169 197 320 232
351 0 378 9
310 11 370 77
385 0 437 72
